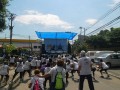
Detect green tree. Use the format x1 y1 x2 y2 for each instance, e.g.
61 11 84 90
86 27 120 51
4 44 16 54
86 34 108 49
109 27 120 48
0 0 10 32
71 39 88 54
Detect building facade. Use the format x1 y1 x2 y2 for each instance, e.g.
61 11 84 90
0 39 42 52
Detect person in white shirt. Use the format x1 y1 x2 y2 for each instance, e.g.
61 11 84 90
99 59 109 78
44 63 51 89
71 60 79 79
36 59 41 69
28 69 45 90
78 50 94 90
9 55 15 66
41 59 66 90
31 57 37 69
11 58 24 82
66 60 71 83
23 60 31 78
45 57 49 64
41 57 45 63
0 61 9 84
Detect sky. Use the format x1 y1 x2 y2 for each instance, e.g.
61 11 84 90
0 0 120 40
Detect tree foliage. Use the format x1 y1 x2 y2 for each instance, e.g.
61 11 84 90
72 27 120 53
3 44 16 54
86 27 120 50
71 40 88 54
0 0 10 32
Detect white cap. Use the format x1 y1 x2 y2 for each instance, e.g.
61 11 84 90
80 50 86 56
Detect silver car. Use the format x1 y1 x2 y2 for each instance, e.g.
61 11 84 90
95 53 120 68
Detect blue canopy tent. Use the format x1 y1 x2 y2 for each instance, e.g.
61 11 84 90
35 31 77 40
35 31 77 54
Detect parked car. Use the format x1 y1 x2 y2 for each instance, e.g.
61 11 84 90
95 53 120 68
86 50 114 59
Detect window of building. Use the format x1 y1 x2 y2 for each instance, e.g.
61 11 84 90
34 46 37 49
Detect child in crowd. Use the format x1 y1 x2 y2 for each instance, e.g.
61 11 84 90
28 69 45 90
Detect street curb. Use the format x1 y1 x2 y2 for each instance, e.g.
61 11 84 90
109 72 120 79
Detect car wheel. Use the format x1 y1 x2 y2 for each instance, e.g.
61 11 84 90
106 63 111 68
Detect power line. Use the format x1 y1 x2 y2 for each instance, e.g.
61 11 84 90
105 19 120 28
87 16 120 35
86 1 120 31
97 20 120 31
13 33 37 39
13 34 28 38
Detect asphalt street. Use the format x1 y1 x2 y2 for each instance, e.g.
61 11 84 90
0 67 120 90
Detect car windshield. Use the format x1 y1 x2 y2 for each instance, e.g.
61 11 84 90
98 53 111 58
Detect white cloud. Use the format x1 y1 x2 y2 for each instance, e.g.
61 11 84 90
85 19 97 25
109 0 120 6
15 10 73 29
113 0 120 4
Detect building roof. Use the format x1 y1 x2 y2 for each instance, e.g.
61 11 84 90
0 39 40 43
35 31 77 40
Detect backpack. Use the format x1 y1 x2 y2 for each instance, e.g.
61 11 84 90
33 79 41 90
54 69 63 89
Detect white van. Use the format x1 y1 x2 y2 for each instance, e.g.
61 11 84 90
86 51 115 59
86 51 97 59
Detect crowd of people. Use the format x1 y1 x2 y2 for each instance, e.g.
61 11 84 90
0 50 110 90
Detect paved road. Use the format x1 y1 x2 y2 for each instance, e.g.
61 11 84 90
66 71 120 90
109 67 120 78
0 67 120 90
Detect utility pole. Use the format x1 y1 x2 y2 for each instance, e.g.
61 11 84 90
29 35 31 55
84 28 86 41
8 13 15 45
79 27 82 35
79 27 86 42
79 27 83 42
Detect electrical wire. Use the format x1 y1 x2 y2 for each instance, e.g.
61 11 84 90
13 34 37 39
86 1 120 30
87 16 120 35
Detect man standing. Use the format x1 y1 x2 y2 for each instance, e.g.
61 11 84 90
78 50 94 90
